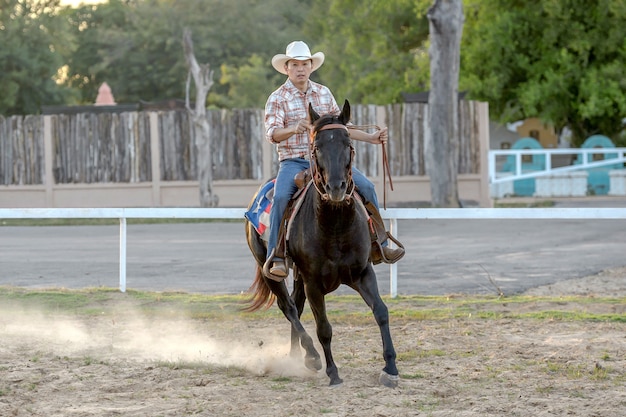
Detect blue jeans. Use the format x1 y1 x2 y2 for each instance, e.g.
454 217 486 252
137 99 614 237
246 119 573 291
266 157 379 261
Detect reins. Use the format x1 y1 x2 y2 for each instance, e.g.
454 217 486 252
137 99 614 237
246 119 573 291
309 122 394 208
347 125 394 209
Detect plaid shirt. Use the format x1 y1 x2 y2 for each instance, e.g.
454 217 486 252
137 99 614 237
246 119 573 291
265 79 340 161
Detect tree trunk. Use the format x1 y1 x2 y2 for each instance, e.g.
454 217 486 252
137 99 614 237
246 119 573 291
182 28 218 207
426 0 464 208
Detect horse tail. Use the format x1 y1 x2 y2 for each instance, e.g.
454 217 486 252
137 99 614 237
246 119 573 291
242 265 276 312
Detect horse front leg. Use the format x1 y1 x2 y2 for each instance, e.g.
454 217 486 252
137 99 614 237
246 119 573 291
268 280 322 372
351 267 399 388
305 288 343 386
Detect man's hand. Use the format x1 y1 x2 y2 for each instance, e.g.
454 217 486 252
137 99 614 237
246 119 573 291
293 119 311 135
371 127 388 145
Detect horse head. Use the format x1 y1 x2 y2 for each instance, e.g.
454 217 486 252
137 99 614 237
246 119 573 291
308 100 355 202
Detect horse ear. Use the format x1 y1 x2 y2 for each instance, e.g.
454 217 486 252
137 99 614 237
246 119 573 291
340 99 350 125
309 103 320 123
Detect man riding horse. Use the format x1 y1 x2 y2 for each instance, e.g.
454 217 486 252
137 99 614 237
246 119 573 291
244 99 400 387
262 40 404 280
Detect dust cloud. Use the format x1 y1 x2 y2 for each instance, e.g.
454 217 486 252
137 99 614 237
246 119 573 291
0 303 312 379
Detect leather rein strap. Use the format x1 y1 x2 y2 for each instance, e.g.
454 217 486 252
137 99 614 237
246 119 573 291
347 124 394 209
309 123 394 208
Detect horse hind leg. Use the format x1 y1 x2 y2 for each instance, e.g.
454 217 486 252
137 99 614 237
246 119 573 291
270 280 322 372
289 274 308 360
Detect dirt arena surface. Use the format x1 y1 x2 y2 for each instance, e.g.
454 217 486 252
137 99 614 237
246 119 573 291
1 268 625 417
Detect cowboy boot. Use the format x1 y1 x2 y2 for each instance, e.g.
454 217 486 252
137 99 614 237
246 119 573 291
364 201 405 265
262 209 291 281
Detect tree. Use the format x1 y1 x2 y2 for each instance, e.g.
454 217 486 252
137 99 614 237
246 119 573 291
61 0 131 104
62 0 308 107
183 28 217 208
218 55 282 109
0 0 76 115
304 0 431 104
426 0 464 208
461 0 626 146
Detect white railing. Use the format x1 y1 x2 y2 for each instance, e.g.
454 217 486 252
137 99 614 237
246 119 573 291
489 148 626 184
2 207 626 297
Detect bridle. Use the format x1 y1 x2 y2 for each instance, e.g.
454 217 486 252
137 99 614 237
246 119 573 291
308 123 356 202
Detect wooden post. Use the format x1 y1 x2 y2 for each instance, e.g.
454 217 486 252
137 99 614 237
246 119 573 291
477 101 493 208
43 115 54 207
149 112 161 206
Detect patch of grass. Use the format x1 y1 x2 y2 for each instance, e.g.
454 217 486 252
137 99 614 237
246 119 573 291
270 381 289 390
0 286 115 313
518 310 626 322
591 366 610 380
417 397 440 413
494 200 556 208
82 356 99 366
536 385 555 394
542 361 591 380
224 366 249 378
401 372 426 380
0 287 624 324
398 348 446 361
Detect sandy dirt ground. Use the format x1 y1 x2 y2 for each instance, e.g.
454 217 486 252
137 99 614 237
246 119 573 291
1 268 625 417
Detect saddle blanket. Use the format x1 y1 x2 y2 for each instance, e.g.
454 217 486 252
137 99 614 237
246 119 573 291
244 179 275 241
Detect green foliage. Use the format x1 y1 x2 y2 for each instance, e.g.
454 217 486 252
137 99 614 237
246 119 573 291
0 0 77 115
62 0 307 106
304 0 430 104
3 0 625 146
62 0 135 104
217 54 283 109
461 0 626 145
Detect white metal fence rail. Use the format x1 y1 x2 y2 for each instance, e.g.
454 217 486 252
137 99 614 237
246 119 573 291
1 207 625 297
488 147 626 183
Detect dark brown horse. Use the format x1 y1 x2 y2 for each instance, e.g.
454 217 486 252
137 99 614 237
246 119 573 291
244 100 398 387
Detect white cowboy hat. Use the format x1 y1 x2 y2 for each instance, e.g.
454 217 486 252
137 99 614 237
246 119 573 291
271 41 325 75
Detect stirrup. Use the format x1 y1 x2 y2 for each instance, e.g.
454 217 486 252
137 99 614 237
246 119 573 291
371 232 405 265
262 249 288 282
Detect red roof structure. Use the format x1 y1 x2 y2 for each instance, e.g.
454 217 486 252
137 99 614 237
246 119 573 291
95 82 116 106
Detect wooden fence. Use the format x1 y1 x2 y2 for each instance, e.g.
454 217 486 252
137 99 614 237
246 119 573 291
1 102 483 186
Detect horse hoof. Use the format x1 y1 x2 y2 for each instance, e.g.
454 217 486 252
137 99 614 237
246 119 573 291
329 377 343 387
305 356 322 372
379 371 399 388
